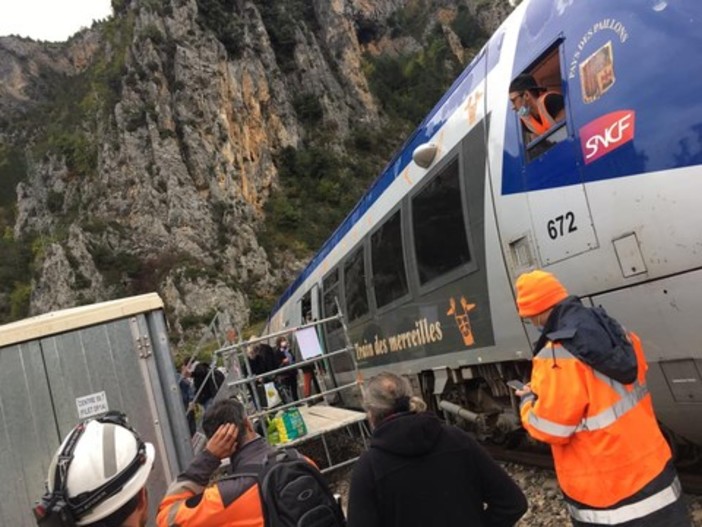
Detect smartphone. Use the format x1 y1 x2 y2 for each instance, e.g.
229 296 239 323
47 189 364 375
506 380 526 391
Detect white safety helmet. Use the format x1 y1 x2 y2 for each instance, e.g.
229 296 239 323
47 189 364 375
45 412 155 525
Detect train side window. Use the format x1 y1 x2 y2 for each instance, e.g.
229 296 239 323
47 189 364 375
412 158 471 285
511 46 568 162
322 269 342 332
371 209 408 309
343 245 369 322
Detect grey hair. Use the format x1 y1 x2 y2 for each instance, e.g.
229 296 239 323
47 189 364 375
363 372 426 426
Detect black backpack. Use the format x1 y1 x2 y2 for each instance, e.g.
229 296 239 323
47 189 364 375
231 448 346 527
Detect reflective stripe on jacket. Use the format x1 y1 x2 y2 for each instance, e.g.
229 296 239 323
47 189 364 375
157 482 263 527
519 90 560 136
520 332 672 510
567 475 682 524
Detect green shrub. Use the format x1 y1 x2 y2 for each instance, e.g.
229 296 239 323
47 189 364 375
141 24 164 44
125 108 147 132
9 282 31 320
387 1 432 41
451 5 488 49
0 144 27 207
196 0 246 58
252 1 316 72
366 28 464 126
293 94 323 125
47 190 64 213
248 293 273 322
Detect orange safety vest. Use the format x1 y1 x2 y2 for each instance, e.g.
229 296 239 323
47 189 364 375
519 91 560 136
157 481 264 527
520 332 672 511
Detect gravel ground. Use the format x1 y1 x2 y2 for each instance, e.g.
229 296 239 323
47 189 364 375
326 462 702 526
291 421 702 525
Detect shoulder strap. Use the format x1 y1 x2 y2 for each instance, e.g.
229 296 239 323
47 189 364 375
219 463 261 481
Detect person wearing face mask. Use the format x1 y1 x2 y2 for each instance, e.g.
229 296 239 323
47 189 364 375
509 74 564 142
347 372 527 527
514 270 690 526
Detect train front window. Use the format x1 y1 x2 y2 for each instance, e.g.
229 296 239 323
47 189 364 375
343 246 369 322
412 158 471 285
371 210 408 308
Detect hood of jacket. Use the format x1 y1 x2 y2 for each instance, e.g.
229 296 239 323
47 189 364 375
535 296 638 384
370 412 443 457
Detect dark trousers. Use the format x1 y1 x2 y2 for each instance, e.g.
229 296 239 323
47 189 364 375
279 375 299 403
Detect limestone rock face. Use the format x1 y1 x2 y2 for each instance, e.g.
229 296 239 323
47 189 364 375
0 0 507 337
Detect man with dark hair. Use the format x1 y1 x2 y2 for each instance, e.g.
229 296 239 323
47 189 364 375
158 398 329 527
35 412 155 527
158 398 264 526
509 73 565 141
347 372 527 527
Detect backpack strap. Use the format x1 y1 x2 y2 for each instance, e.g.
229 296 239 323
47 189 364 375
219 462 261 481
272 448 302 462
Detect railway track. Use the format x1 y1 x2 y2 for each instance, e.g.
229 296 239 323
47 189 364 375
484 444 702 495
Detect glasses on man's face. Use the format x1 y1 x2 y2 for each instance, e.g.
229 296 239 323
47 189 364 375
510 92 524 109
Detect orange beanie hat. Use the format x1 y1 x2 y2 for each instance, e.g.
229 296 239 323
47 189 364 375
515 270 569 317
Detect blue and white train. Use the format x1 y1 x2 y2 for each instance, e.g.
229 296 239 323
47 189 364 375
266 0 702 449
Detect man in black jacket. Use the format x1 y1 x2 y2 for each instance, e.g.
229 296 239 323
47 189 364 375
347 371 528 527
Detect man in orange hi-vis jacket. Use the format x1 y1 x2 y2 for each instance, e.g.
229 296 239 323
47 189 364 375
509 74 564 142
514 270 691 526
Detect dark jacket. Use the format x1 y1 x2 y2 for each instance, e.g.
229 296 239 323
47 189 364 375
275 346 296 381
347 412 527 527
249 344 279 378
535 296 637 384
192 363 225 405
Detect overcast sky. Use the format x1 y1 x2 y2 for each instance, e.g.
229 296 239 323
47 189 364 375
0 0 113 42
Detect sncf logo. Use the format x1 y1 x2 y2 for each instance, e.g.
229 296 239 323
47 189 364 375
580 110 635 164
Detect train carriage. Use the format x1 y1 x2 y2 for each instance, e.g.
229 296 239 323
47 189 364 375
267 0 702 449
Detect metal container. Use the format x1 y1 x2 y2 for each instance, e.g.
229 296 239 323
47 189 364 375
0 293 192 526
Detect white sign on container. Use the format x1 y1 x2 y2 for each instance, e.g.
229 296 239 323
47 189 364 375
76 391 109 419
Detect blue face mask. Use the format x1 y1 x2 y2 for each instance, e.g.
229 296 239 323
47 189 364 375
518 105 529 118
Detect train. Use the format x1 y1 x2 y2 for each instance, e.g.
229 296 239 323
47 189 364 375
265 0 702 453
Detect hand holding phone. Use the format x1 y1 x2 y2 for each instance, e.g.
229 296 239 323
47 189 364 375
506 380 526 391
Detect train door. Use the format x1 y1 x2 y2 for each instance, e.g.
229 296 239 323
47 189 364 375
500 42 598 270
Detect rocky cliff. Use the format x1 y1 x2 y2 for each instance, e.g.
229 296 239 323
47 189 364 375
0 0 510 341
